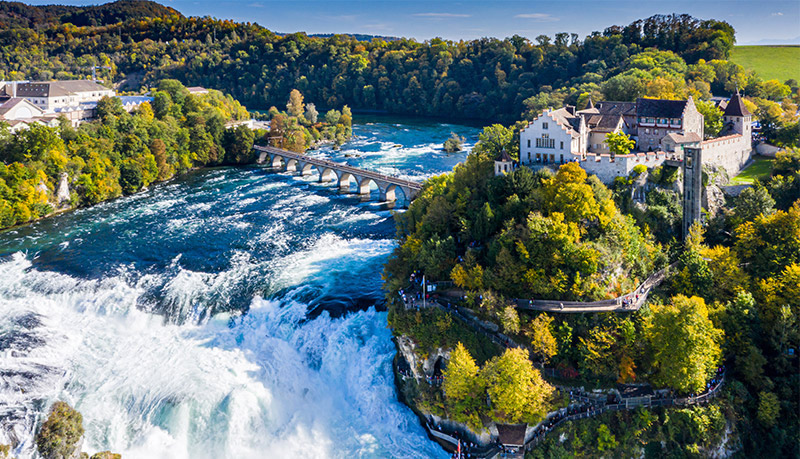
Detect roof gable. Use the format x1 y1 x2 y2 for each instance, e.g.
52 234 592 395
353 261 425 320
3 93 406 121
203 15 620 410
723 92 751 117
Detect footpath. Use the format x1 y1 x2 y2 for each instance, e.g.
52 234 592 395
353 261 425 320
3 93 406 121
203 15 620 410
396 266 726 459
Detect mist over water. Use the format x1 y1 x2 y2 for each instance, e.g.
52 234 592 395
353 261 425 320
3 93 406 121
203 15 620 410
0 116 478 458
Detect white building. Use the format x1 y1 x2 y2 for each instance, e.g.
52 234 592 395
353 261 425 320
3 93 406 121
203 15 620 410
4 80 115 112
518 94 750 183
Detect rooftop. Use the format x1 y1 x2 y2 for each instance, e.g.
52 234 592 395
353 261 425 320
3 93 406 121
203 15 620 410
636 98 688 119
15 80 112 98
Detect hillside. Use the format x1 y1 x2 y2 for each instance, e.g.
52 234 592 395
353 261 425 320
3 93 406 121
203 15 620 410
730 45 800 83
0 0 181 28
0 7 741 123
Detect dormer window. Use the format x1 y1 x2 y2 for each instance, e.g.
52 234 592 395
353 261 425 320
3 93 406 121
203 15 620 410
542 122 549 129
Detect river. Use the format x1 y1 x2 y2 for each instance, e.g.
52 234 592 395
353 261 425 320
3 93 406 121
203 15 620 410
0 116 480 458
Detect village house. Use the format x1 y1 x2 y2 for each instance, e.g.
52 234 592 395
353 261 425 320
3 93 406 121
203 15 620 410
518 93 751 183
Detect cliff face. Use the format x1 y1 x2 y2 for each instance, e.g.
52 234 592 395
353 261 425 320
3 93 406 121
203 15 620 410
395 335 450 380
56 173 70 206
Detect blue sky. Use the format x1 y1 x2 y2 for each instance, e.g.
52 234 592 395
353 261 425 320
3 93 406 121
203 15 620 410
20 0 800 44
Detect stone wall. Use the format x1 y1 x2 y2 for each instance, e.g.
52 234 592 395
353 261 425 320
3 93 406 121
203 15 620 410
701 134 752 177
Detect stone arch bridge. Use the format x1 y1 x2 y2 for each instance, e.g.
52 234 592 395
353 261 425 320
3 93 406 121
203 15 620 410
255 145 422 204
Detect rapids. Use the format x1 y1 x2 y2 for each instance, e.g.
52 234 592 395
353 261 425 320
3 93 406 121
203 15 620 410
0 116 479 458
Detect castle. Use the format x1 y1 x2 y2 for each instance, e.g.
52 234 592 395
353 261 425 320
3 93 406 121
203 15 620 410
516 93 753 183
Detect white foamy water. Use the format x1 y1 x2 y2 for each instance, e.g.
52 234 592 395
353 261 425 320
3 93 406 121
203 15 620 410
0 251 444 459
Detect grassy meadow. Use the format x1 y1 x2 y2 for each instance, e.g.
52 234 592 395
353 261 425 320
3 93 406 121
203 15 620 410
730 46 800 83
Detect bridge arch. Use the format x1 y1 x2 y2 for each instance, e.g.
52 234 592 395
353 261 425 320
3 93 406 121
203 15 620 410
358 177 377 196
337 172 355 191
301 163 337 183
271 155 285 169
380 183 406 203
285 159 298 172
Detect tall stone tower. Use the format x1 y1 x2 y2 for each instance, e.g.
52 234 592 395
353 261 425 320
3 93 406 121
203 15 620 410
723 91 752 138
682 147 703 239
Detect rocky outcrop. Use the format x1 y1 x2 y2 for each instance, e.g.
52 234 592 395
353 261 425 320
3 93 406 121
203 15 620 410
395 335 450 380
56 173 71 206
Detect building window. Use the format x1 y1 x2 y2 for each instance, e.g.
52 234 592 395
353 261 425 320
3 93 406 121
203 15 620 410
645 128 650 134
527 152 531 160
542 122 549 129
536 135 555 149
560 141 564 149
527 139 531 148
654 129 658 135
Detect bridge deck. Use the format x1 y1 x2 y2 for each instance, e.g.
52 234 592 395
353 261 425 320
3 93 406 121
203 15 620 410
254 145 422 191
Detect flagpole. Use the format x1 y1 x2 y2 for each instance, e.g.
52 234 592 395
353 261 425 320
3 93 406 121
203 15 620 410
423 275 426 308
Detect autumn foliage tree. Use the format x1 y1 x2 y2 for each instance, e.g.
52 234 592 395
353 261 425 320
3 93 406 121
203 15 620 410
647 295 724 394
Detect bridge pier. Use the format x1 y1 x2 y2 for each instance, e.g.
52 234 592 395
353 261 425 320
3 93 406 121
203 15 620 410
357 177 372 195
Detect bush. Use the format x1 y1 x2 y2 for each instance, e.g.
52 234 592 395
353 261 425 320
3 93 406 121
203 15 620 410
36 402 84 459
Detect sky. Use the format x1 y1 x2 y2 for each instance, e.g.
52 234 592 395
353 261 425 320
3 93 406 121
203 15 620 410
19 0 800 45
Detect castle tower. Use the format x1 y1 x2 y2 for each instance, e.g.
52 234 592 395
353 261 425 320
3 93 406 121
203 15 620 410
723 91 752 139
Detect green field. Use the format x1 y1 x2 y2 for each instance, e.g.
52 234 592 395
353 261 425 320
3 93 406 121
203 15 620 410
729 156 775 185
730 46 800 83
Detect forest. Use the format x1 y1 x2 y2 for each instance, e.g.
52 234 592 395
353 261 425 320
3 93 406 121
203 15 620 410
0 3 797 147
0 80 253 228
385 125 799 456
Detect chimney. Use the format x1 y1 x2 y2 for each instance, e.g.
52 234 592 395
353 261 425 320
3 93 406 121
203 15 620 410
11 81 17 98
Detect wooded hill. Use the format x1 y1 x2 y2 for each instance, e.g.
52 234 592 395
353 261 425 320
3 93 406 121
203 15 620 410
0 0 180 28
1 3 755 124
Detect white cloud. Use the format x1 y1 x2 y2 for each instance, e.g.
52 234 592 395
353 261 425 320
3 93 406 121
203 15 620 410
771 12 784 16
514 13 559 22
413 13 472 18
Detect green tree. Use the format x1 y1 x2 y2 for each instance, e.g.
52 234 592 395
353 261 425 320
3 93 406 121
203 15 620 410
442 343 486 428
525 314 557 363
481 347 552 423
695 99 723 138
222 125 255 164
443 132 465 153
605 131 635 158
647 295 724 394
732 183 775 227
757 391 780 427
36 402 84 459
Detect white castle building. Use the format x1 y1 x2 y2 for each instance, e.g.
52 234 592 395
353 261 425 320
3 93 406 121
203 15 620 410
517 93 753 183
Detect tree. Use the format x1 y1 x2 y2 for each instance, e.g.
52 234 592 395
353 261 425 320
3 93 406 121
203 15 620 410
757 391 780 427
481 347 553 424
304 102 318 124
36 401 84 459
442 343 486 428
150 138 171 181
286 89 305 117
605 131 635 158
647 295 724 394
472 124 516 161
118 158 143 194
222 125 255 164
695 99 723 138
500 305 520 335
732 183 775 227
443 132 465 153
735 202 800 279
525 314 557 363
